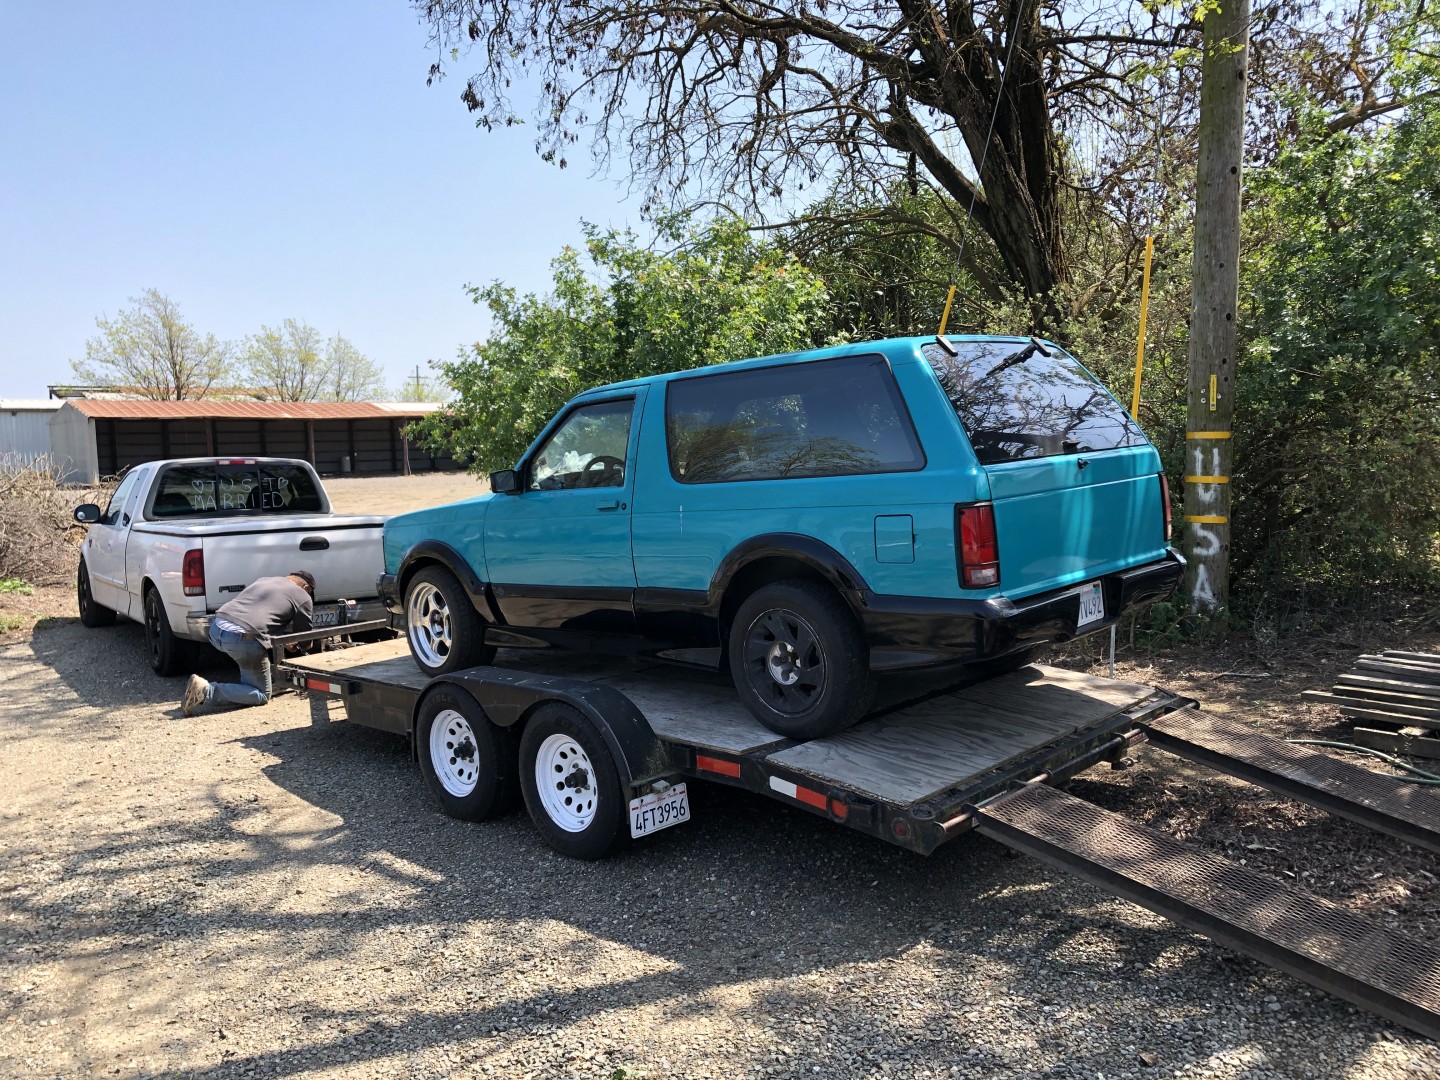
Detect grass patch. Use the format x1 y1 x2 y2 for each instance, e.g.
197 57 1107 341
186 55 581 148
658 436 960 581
0 612 29 633
0 578 35 596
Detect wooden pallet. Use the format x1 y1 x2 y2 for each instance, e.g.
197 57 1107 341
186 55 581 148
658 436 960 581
1302 650 1440 759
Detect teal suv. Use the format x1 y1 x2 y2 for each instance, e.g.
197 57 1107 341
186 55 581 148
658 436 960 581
380 336 1183 739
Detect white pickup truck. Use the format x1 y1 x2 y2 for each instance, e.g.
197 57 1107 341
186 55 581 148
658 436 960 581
73 457 389 676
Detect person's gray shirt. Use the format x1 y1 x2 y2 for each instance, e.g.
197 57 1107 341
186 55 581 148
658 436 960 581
215 577 313 648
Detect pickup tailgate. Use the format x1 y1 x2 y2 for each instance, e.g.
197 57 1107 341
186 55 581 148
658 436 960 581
192 515 386 610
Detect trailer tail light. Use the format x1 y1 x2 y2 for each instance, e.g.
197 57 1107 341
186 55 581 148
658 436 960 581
956 504 1000 589
182 549 205 596
1159 472 1173 543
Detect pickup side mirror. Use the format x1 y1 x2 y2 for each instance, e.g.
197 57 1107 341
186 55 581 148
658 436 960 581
74 503 101 524
489 469 521 495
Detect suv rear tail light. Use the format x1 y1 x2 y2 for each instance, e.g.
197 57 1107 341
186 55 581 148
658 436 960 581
182 549 205 596
956 504 1000 589
1158 472 1173 543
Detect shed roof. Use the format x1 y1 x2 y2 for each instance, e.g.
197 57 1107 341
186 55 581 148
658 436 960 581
0 400 64 411
61 400 439 421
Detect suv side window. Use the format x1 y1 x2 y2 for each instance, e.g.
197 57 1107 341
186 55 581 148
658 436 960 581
528 398 634 490
666 355 925 484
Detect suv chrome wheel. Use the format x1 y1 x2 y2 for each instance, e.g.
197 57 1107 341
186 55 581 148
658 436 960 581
407 580 451 668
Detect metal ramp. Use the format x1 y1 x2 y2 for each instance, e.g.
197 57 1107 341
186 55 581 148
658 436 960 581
974 783 1440 1040
1139 709 1440 854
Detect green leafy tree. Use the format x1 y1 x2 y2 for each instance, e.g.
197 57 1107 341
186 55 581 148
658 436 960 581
72 289 230 399
244 321 386 401
413 218 831 471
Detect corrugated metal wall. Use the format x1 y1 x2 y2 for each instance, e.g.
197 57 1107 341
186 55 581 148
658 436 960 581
0 407 59 464
95 418 459 477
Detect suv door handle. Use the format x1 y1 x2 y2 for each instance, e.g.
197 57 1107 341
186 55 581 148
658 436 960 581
596 501 624 511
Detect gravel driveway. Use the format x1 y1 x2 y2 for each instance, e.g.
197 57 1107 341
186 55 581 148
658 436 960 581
3 471 1438 1078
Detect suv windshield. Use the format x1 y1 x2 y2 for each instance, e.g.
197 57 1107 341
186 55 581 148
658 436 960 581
149 462 325 519
923 341 1144 465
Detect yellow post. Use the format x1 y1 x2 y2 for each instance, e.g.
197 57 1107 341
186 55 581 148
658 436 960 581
1129 235 1155 417
938 285 957 337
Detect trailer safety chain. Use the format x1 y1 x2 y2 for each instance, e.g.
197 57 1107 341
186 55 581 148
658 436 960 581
1287 739 1440 785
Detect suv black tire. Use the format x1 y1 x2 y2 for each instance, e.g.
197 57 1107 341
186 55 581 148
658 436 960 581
77 560 116 628
728 579 874 740
403 565 496 677
965 645 1047 680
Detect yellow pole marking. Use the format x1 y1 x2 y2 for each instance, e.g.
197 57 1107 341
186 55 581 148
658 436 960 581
938 285 957 337
1185 515 1228 524
1209 373 1218 412
1184 475 1229 484
1186 431 1232 439
1129 235 1154 417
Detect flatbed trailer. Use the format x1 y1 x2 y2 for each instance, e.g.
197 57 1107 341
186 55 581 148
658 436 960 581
275 632 1440 1040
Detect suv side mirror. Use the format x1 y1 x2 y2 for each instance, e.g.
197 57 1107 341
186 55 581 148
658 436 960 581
74 503 101 524
489 469 521 495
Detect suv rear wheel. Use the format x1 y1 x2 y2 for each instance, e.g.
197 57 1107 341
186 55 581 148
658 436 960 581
728 580 874 740
404 565 496 677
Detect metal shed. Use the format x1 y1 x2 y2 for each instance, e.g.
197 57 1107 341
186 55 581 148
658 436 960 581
0 400 64 466
48 400 459 484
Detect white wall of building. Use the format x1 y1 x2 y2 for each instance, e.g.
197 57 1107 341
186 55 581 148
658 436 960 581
47 404 99 484
0 400 63 467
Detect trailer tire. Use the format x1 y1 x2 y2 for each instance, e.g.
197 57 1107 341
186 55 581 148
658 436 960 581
519 702 626 860
728 579 874 740
143 587 188 677
416 686 520 821
404 565 495 677
77 560 115 628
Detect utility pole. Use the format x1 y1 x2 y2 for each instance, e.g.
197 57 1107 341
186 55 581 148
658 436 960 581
412 365 424 400
1183 0 1250 616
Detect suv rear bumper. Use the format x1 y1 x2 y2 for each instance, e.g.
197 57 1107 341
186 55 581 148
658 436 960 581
860 548 1185 670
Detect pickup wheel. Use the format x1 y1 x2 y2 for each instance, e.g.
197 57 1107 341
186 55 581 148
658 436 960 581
415 686 520 821
519 702 626 860
728 580 874 740
404 565 495 677
143 587 188 677
77 560 116 628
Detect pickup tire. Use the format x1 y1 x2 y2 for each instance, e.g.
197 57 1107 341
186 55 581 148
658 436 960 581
519 702 626 860
77 560 116 628
143 587 188 677
728 579 874 740
416 686 520 821
403 565 496 677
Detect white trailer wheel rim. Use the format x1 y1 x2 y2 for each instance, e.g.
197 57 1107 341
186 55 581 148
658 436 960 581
430 708 481 797
533 733 599 833
407 581 451 668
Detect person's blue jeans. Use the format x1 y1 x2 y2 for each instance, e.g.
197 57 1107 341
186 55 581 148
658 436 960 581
207 621 271 708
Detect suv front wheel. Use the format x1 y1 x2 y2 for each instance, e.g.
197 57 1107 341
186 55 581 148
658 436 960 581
727 580 874 740
404 565 496 677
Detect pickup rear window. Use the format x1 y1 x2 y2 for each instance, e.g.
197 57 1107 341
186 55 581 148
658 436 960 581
923 342 1145 465
149 463 325 519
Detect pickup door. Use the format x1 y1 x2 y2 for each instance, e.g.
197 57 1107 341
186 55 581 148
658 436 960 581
85 465 151 615
482 389 645 633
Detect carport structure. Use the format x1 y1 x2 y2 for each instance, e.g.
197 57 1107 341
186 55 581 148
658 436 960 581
49 399 459 483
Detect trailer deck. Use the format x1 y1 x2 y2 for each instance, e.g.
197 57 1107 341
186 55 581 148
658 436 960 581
278 636 1440 1040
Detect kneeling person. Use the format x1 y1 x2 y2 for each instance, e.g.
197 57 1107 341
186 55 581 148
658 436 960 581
182 571 315 715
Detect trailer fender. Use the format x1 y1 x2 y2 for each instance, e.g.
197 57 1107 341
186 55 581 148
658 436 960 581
416 669 676 796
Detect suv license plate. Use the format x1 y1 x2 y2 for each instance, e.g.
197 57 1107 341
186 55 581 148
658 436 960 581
629 783 690 839
1076 582 1105 628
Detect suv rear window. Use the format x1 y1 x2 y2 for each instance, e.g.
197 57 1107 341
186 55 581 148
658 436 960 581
149 462 325 518
666 354 925 484
923 341 1145 465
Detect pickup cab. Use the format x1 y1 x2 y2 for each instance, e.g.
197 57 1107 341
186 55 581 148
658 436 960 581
381 336 1184 739
74 457 388 675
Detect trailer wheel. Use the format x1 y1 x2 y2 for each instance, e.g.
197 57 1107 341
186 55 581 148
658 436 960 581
728 579 874 740
143 587 187 677
416 686 519 821
519 702 626 860
77 560 115 628
404 565 495 676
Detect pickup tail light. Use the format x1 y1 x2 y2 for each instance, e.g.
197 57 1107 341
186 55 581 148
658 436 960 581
956 504 1000 589
1159 472 1173 543
182 549 205 596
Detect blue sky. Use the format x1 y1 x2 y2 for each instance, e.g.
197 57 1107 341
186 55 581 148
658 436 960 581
0 2 639 399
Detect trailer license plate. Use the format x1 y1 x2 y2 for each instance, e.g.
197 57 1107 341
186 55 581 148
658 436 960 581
1077 582 1105 628
629 784 690 838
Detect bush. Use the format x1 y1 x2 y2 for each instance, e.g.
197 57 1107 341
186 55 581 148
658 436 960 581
0 456 92 587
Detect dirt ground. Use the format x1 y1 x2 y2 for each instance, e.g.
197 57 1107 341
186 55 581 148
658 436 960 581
3 474 1439 1078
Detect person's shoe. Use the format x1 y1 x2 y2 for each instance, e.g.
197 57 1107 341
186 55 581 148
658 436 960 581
182 675 209 716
